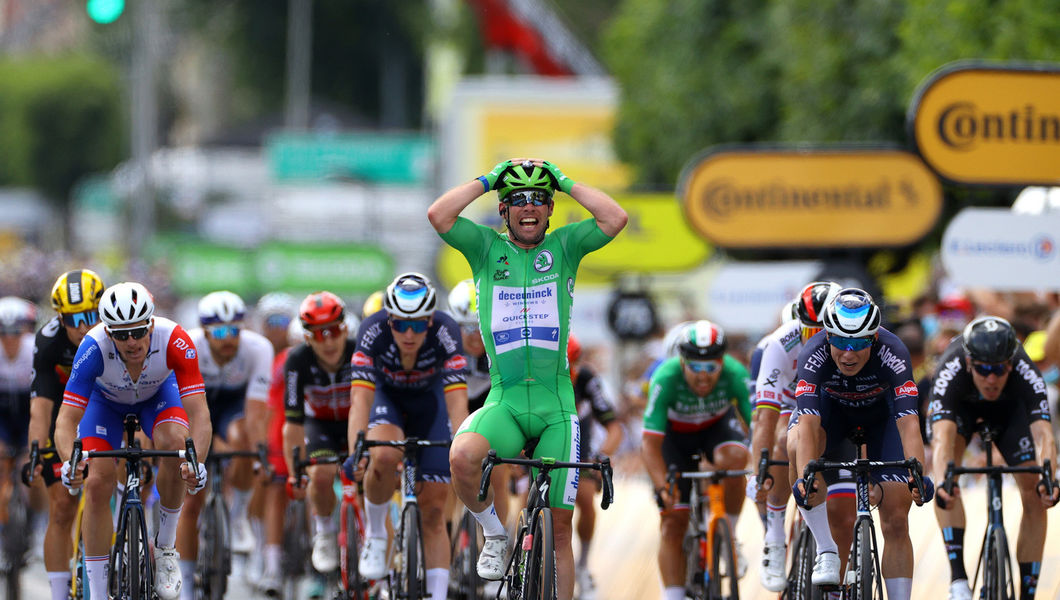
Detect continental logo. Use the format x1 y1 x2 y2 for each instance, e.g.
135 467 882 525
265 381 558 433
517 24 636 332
679 148 941 248
909 62 1060 186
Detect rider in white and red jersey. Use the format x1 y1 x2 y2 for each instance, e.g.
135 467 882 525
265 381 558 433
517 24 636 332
54 282 212 600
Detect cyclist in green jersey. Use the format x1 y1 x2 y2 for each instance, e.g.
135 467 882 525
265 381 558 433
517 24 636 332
428 158 626 600
642 320 752 600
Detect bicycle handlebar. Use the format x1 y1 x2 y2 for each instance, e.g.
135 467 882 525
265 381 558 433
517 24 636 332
803 456 925 500
22 440 40 486
755 448 788 489
477 449 615 510
669 466 752 485
206 442 270 475
66 437 199 495
939 458 1055 508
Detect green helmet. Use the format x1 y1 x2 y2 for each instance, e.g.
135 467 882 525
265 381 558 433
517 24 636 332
496 162 554 202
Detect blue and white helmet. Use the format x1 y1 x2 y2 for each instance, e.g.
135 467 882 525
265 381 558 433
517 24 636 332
383 272 437 319
198 291 246 326
99 282 155 328
821 288 881 338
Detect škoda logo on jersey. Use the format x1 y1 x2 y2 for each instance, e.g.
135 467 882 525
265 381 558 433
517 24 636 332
795 380 816 396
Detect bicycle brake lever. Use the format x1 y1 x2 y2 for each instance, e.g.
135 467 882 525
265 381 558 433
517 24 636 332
67 440 83 496
600 457 614 510
477 450 497 503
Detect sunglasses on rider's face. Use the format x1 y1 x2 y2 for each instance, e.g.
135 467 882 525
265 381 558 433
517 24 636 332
389 318 429 334
306 323 344 342
0 326 22 336
265 314 292 329
971 361 1011 377
61 310 100 328
827 334 874 352
108 326 150 342
505 190 552 207
207 324 240 340
685 359 722 374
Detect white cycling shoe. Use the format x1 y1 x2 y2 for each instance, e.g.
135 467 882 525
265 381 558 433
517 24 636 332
154 546 182 600
949 579 973 600
311 532 339 573
358 537 388 580
477 535 508 581
760 542 788 591
811 551 840 586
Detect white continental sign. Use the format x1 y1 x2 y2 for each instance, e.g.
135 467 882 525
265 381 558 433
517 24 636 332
941 208 1060 290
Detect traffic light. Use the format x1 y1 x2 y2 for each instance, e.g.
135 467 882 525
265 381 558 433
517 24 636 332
86 0 125 24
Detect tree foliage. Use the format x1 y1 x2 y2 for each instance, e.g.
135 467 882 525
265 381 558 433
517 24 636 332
0 56 124 201
602 0 1060 188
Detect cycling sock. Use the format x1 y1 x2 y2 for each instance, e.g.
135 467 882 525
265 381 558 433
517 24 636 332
662 586 686 600
472 503 506 539
179 560 196 600
230 488 251 520
426 567 448 599
156 502 183 547
942 526 968 581
578 540 591 568
1019 561 1040 599
365 498 389 540
47 571 70 600
765 502 787 545
265 543 282 573
250 515 265 544
727 512 740 530
884 577 911 600
798 502 837 555
314 514 335 535
85 554 109 600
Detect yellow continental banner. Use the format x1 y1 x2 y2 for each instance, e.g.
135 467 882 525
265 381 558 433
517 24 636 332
436 192 711 288
679 148 942 248
910 62 1060 185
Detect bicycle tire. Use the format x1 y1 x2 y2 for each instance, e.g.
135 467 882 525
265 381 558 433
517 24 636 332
3 487 29 600
126 508 141 599
783 522 821 600
708 517 738 600
200 495 229 600
983 526 1015 600
283 499 310 579
399 503 425 600
341 501 367 599
509 509 531 600
451 510 482 600
682 527 706 599
851 518 882 600
525 508 556 600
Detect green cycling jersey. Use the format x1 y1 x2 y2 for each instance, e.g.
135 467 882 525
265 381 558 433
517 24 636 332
440 216 614 401
644 355 752 435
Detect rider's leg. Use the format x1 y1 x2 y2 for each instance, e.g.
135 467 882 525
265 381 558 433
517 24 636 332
574 473 596 569
419 481 451 600
1014 469 1046 599
878 480 914 600
174 479 205 600
715 443 750 526
82 451 118 600
449 432 505 536
152 422 193 547
43 482 78 600
552 506 575 600
657 508 691 600
765 415 793 546
307 462 338 527
361 423 402 542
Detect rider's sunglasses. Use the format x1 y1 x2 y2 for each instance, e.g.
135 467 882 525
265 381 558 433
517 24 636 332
390 318 429 334
685 359 722 374
108 326 150 342
827 334 874 352
971 361 1011 377
61 310 100 328
265 314 292 329
207 324 240 340
306 323 345 341
506 190 552 207
0 326 22 336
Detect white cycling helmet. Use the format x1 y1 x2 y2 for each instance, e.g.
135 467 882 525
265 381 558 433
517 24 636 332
256 292 299 319
383 272 437 319
198 290 246 326
663 320 695 358
821 288 881 338
99 282 155 328
447 279 479 327
0 296 35 330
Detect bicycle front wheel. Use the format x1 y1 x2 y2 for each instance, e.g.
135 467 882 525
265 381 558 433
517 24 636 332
200 495 230 600
341 500 367 599
784 521 819 600
708 518 738 600
123 508 142 599
850 518 882 600
451 510 482 600
983 526 1016 600
399 503 426 600
524 508 556 600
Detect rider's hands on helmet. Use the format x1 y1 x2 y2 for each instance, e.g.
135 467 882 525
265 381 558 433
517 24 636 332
182 461 208 495
541 161 575 195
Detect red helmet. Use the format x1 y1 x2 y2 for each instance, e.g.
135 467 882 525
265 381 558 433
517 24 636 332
299 291 346 328
567 335 582 365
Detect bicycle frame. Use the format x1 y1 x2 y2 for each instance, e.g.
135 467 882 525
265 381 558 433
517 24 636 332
940 425 1053 600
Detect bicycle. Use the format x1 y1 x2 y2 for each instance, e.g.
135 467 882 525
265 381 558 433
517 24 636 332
937 422 1054 600
753 448 819 600
196 443 270 600
67 414 198 600
667 458 748 600
293 448 371 600
801 426 926 600
478 449 614 600
1 445 31 600
351 433 451 600
449 508 483 600
283 447 313 600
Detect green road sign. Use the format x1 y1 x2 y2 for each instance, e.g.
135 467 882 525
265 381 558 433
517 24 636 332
266 132 433 184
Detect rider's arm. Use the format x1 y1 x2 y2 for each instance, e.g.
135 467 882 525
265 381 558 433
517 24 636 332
930 419 960 484
54 336 105 461
27 396 54 451
427 180 486 235
444 387 469 438
896 413 927 467
1030 420 1057 469
348 383 374 450
166 326 212 457
181 392 213 460
794 412 821 483
282 422 305 479
640 432 668 492
29 328 62 448
282 351 306 478
244 333 275 447
566 180 627 238
53 403 84 464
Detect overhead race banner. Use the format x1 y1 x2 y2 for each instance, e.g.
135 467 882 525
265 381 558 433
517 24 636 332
909 62 1060 185
678 147 942 248
941 208 1060 291
435 193 712 289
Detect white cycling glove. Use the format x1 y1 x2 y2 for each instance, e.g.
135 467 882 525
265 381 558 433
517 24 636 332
745 477 760 501
186 462 207 495
61 461 81 494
